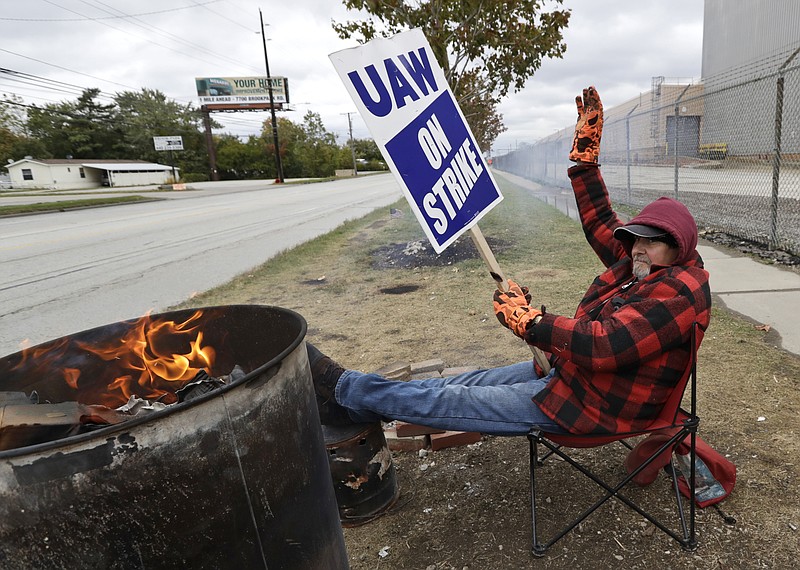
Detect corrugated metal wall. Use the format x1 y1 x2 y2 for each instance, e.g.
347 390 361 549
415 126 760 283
702 0 800 80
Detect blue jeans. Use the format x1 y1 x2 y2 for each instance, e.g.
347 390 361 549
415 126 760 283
334 361 564 436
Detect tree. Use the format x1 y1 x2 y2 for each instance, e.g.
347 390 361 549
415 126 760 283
0 94 27 135
297 111 340 177
115 88 209 179
215 134 271 180
27 88 123 159
0 94 48 163
26 104 73 159
341 138 387 171
263 112 342 178
333 0 570 150
263 116 304 179
352 138 383 162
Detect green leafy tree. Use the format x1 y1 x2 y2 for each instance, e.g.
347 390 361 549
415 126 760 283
352 138 383 162
298 111 340 177
0 94 27 135
68 89 122 158
335 143 357 171
337 137 387 171
27 88 123 159
215 134 271 179
26 105 73 159
0 94 48 163
333 0 570 150
263 116 304 179
263 112 341 178
115 89 212 180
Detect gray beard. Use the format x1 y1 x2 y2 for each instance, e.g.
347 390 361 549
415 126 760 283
632 261 651 280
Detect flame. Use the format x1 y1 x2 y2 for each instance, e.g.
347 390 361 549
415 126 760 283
63 368 81 389
74 310 216 406
12 310 217 407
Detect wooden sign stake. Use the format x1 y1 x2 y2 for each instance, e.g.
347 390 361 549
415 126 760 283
468 226 552 374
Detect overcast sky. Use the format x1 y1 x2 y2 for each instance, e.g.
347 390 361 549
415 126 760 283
0 0 705 155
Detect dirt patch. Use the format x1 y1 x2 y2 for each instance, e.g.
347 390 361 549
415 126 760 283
372 236 511 269
379 284 421 295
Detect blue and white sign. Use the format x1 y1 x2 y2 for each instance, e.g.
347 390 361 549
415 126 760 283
330 29 503 253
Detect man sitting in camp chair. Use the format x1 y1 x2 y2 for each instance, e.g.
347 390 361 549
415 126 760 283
307 86 712 436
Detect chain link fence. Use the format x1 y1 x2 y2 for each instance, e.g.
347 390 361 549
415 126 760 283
494 48 800 257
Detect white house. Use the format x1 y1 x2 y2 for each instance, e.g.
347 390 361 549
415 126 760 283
4 158 179 190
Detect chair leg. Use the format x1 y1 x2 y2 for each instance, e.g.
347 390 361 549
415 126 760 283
664 460 697 551
528 431 546 557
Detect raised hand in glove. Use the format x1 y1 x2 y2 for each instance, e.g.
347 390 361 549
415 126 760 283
493 280 542 339
569 85 604 163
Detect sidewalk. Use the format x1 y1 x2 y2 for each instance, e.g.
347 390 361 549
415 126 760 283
493 169 800 358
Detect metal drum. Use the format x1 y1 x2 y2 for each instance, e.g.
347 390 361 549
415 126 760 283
323 422 400 527
0 305 348 570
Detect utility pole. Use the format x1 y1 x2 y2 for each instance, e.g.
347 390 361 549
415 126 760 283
201 106 219 181
343 112 358 176
260 8 284 183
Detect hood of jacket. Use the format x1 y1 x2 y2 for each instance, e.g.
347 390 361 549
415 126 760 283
616 197 698 265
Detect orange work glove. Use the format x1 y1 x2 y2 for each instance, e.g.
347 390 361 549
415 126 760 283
493 280 542 339
569 85 604 163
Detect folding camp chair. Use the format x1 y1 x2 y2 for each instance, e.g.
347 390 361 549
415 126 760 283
527 323 699 556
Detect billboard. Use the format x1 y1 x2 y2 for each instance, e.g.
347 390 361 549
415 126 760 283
195 76 290 105
329 29 502 253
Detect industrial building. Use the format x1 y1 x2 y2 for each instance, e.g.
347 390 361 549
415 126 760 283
600 0 800 163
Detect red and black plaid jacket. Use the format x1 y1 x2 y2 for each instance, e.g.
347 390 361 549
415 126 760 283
528 164 711 434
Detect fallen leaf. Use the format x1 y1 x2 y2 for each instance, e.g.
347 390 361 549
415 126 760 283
755 324 771 332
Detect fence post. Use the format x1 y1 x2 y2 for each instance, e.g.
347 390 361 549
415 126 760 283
626 104 639 204
674 84 692 198
770 47 800 249
545 140 550 182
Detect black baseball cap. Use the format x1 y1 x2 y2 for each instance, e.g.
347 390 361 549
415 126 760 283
614 224 669 241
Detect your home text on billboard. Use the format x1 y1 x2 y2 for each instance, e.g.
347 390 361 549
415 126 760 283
195 76 289 106
330 29 502 253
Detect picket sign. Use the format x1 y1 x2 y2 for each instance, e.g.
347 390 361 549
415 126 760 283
329 29 550 373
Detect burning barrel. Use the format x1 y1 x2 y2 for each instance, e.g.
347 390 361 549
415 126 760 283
0 305 348 569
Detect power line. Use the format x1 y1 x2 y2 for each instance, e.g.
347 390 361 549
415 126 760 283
0 68 118 101
189 0 256 32
3 1 264 102
0 1 223 22
0 47 139 91
77 0 262 74
40 0 257 76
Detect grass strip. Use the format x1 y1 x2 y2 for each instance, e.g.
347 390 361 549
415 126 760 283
0 195 156 216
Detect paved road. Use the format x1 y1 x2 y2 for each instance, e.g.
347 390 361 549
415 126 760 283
0 175 402 356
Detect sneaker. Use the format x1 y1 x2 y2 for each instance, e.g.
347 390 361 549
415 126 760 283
306 342 351 426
